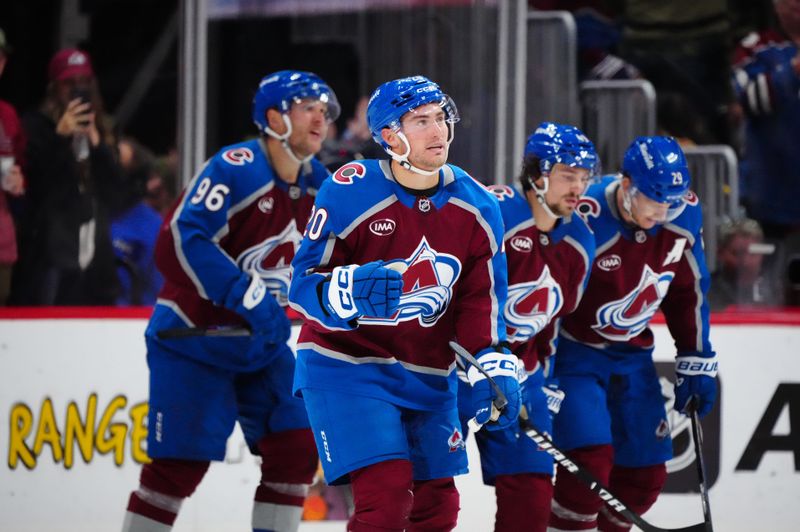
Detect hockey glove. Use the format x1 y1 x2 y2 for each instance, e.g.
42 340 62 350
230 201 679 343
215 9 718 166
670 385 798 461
674 353 718 417
468 351 521 431
225 273 291 346
324 261 403 321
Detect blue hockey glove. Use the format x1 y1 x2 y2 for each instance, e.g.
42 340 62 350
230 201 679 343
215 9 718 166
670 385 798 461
674 354 718 417
468 351 521 431
324 261 403 321
225 273 291 346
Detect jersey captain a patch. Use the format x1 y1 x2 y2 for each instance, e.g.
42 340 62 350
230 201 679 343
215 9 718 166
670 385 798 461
592 265 674 341
505 265 564 343
359 236 461 327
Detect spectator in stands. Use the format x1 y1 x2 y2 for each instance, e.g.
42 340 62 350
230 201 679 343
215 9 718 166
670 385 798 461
110 136 163 306
708 218 780 311
0 28 26 305
733 0 800 241
11 48 125 305
145 147 178 217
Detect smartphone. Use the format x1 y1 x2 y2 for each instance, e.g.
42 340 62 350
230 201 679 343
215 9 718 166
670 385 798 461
69 87 93 126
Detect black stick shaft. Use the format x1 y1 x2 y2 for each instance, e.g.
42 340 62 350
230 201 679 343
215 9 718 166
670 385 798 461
156 327 252 339
690 405 714 532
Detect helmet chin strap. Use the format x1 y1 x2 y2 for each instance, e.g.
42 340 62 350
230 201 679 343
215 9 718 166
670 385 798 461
529 175 561 219
384 131 442 176
620 182 639 225
263 114 313 164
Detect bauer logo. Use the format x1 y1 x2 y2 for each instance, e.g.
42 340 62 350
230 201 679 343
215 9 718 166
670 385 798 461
510 236 533 253
597 254 622 272
369 218 396 236
655 361 721 492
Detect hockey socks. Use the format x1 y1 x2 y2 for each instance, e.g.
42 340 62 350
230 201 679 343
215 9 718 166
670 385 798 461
253 429 318 532
347 459 414 532
550 444 613 530
122 459 209 531
597 464 666 532
409 477 460 531
495 473 553 532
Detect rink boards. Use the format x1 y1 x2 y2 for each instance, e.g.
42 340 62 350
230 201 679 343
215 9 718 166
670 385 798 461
0 308 799 532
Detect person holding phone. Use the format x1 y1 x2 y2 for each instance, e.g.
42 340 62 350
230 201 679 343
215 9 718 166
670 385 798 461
11 48 125 305
0 27 26 305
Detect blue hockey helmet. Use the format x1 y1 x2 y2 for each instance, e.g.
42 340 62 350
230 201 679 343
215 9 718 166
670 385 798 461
366 75 459 150
525 122 598 175
622 136 691 222
623 136 690 203
251 70 340 135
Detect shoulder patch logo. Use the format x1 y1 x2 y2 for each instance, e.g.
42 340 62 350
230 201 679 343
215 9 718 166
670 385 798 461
576 196 601 222
510 235 534 253
222 147 254 166
332 162 367 185
369 218 396 236
597 254 622 272
485 184 515 202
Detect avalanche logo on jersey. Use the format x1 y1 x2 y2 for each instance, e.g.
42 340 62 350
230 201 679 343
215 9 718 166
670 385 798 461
359 237 461 327
592 265 674 341
237 221 303 305
222 147 255 166
504 265 563 343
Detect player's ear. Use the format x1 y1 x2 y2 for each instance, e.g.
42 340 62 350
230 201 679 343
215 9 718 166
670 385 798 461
381 127 400 150
266 108 287 135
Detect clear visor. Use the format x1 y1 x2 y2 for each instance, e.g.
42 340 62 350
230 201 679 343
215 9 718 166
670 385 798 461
546 164 592 193
292 93 341 123
395 95 460 134
628 185 687 224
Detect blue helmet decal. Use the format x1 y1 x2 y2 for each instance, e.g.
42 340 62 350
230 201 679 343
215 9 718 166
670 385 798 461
252 70 340 134
622 136 690 206
525 122 598 175
366 75 459 148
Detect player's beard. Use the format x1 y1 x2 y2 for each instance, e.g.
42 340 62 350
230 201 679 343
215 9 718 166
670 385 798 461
551 194 579 217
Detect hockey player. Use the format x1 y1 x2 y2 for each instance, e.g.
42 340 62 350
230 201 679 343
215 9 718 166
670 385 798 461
288 75 521 532
463 122 598 531
549 136 718 532
122 70 340 532
732 0 800 238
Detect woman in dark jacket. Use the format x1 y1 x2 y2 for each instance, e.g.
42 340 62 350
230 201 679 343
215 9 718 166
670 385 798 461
12 48 125 305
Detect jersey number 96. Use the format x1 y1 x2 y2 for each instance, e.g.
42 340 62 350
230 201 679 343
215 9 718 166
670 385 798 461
190 177 230 212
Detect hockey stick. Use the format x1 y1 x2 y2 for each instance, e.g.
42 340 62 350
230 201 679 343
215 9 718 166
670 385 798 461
155 327 252 340
689 400 714 532
451 340 707 532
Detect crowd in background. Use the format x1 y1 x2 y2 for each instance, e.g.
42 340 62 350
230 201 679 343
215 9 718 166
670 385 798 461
1 0 800 313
